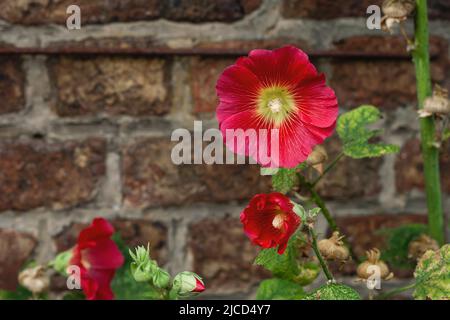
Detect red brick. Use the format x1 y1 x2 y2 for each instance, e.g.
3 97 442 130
281 0 377 19
0 56 25 115
0 139 106 211
0 229 37 290
315 137 382 200
122 138 271 208
188 216 268 293
190 58 235 114
331 36 449 109
0 0 261 25
54 218 168 264
395 139 450 194
48 57 171 117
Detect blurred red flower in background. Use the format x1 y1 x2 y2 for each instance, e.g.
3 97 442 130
240 193 301 254
216 45 338 168
71 217 124 300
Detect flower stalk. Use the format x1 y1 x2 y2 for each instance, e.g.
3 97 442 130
308 227 334 282
412 0 445 244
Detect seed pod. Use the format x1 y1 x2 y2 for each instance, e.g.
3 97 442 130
306 145 328 166
318 231 350 261
357 248 393 280
382 0 415 18
408 234 439 260
421 85 450 117
18 265 50 294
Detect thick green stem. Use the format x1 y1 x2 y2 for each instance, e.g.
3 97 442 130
308 227 334 281
412 0 445 244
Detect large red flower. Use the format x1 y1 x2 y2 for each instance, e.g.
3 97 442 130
216 46 338 168
71 217 124 300
240 193 301 254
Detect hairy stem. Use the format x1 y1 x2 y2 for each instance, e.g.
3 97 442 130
298 173 338 231
311 152 345 187
308 227 334 281
375 282 416 300
412 0 445 244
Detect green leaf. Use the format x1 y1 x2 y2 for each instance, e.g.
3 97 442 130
254 233 306 282
443 128 450 142
271 163 306 193
291 201 307 222
256 278 305 300
413 244 450 300
260 168 279 176
304 283 361 300
378 224 428 269
337 105 399 158
272 168 298 193
294 262 320 286
0 286 34 300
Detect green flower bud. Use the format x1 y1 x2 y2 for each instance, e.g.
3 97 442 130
172 271 205 297
152 268 170 289
50 250 73 275
129 245 158 282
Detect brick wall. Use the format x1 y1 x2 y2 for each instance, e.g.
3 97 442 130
0 0 449 297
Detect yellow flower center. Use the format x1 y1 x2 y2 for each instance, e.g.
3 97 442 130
257 86 295 126
272 213 287 229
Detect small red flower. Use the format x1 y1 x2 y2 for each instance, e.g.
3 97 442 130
240 193 301 254
71 217 124 300
193 278 206 293
216 45 338 168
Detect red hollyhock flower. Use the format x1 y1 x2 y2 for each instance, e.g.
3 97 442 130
71 217 124 300
240 193 301 254
216 45 338 168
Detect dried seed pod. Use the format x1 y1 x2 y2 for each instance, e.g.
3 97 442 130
408 234 439 260
420 85 450 117
306 145 328 166
382 0 415 18
357 248 393 280
18 265 50 294
318 231 350 261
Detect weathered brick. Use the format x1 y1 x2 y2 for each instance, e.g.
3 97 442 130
54 218 168 264
281 0 377 19
0 139 106 212
429 0 450 20
48 57 170 117
0 0 261 25
328 214 427 278
0 229 37 290
315 137 382 200
395 139 450 194
331 36 449 109
122 138 271 208
190 57 235 114
0 56 25 115
188 216 267 293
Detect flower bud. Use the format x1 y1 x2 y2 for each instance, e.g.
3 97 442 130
318 231 350 262
152 268 171 289
408 234 439 260
357 248 393 280
306 145 328 166
172 271 205 297
51 250 73 275
419 85 450 117
382 0 415 18
129 245 158 282
18 265 50 294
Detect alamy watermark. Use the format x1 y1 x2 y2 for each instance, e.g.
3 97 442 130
170 121 280 167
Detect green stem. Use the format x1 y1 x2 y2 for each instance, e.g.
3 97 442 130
311 152 345 187
297 173 338 231
375 282 416 300
412 0 445 244
308 227 334 281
